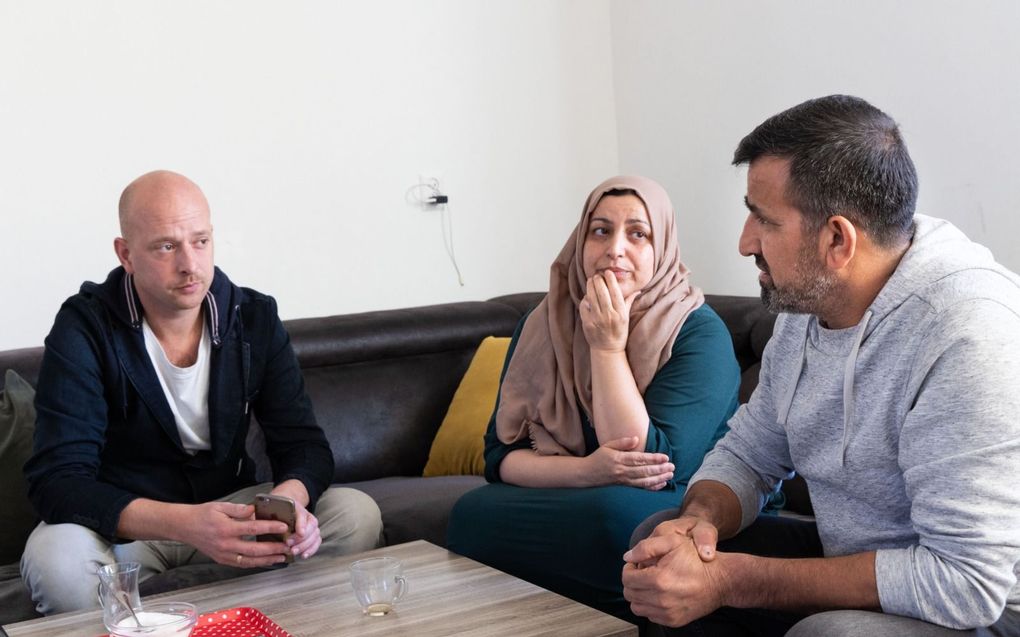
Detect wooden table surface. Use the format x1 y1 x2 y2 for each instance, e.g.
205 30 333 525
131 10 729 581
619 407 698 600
3 540 636 637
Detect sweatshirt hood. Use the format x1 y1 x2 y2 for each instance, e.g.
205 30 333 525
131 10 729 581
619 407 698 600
82 266 239 347
867 214 1011 327
779 214 1017 465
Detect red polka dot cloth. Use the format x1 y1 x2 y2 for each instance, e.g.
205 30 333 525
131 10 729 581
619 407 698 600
191 607 291 637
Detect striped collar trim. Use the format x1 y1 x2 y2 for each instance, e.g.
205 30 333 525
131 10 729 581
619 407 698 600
205 289 222 346
123 273 141 327
121 273 222 345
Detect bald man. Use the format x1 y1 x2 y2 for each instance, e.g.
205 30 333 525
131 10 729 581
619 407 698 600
22 171 382 615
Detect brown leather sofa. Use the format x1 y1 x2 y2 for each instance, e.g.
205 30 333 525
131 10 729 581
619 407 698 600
0 292 783 625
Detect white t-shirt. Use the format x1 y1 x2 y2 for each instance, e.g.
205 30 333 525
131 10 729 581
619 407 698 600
142 318 212 454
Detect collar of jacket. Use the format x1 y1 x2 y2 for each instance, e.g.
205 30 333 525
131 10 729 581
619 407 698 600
85 266 238 347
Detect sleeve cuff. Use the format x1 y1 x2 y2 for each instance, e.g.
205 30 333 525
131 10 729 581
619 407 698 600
874 547 915 617
689 464 766 531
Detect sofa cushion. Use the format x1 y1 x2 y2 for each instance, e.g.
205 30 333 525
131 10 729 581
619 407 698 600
0 370 38 565
423 336 509 477
0 561 38 625
347 475 485 547
281 301 528 482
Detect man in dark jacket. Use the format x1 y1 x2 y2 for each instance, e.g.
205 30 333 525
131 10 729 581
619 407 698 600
21 170 383 615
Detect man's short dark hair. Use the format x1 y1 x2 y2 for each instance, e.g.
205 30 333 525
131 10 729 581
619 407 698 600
733 95 918 247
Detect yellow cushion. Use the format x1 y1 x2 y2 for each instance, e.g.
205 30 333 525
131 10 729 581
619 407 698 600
423 336 511 476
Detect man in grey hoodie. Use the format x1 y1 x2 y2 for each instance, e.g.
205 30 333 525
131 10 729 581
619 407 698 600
622 95 1020 636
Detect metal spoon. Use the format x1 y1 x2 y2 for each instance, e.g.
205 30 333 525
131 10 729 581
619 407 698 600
115 590 145 628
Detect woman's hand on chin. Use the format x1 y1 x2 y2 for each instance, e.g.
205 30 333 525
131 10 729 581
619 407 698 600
581 272 640 353
585 436 675 490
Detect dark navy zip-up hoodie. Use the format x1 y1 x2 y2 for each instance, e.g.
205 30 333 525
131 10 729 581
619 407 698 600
24 266 334 540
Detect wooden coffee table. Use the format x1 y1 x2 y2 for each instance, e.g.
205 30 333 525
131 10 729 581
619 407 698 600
2 540 637 636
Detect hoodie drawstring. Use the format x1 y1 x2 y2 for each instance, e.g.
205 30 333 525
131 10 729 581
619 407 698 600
841 310 872 466
778 311 873 467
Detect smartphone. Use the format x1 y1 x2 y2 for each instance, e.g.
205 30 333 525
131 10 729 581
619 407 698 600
253 493 296 563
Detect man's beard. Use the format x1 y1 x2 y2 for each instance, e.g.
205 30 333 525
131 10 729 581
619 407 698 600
757 245 839 316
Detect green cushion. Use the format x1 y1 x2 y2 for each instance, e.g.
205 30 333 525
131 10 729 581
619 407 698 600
0 370 38 564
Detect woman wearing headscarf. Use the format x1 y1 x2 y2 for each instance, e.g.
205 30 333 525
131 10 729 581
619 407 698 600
448 176 740 622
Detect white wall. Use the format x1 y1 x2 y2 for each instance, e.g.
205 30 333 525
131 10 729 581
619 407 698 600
5 1 1020 351
0 0 618 350
611 0 1020 297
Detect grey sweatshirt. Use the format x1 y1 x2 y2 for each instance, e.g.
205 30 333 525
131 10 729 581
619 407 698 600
691 214 1020 629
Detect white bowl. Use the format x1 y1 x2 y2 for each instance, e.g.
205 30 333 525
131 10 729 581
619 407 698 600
105 601 198 637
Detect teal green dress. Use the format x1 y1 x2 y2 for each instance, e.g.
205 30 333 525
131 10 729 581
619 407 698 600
447 304 740 621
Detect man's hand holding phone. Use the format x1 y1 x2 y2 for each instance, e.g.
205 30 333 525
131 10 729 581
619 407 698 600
152 500 292 569
254 493 298 563
285 499 323 560
116 481 320 569
254 481 323 563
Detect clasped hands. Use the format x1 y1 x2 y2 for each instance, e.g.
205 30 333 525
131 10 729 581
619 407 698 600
622 515 730 627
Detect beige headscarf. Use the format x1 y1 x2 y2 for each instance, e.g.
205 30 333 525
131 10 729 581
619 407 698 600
495 175 705 456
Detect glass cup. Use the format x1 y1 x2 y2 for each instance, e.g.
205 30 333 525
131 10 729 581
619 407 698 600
349 557 408 616
105 601 197 637
97 562 142 629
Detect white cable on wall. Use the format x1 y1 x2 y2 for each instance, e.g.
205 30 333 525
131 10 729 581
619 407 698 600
405 178 465 286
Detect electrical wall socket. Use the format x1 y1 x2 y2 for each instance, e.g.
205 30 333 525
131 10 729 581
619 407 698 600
415 174 444 210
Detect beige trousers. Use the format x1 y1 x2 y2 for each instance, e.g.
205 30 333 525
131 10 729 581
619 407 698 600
21 483 383 615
